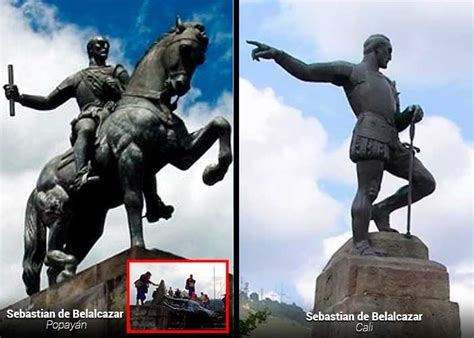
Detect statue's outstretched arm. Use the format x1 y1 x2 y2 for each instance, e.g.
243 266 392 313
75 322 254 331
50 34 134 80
4 77 74 111
19 87 73 111
14 73 77 111
248 40 353 86
275 51 353 86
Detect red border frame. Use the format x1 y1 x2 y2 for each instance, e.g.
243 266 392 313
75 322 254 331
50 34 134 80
126 259 230 334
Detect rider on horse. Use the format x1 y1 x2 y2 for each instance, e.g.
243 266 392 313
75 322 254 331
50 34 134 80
4 36 129 191
4 21 231 296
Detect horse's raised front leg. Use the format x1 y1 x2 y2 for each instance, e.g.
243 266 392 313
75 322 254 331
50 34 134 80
173 116 232 186
119 142 146 248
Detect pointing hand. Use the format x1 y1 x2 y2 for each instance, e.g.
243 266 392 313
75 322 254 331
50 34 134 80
247 40 279 61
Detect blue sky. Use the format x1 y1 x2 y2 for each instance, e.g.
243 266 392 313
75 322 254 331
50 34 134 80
239 1 473 333
14 0 233 105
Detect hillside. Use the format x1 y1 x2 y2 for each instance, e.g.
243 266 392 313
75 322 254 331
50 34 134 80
239 293 312 338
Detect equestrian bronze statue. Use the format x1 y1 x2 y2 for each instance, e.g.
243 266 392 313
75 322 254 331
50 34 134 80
248 35 435 256
4 19 232 295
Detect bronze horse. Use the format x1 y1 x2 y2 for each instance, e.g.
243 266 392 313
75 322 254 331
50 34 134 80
23 20 232 295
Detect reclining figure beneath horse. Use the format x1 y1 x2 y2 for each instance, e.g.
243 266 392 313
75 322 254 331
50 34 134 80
11 20 232 295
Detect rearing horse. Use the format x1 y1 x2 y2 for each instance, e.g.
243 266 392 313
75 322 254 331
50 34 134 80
22 20 232 295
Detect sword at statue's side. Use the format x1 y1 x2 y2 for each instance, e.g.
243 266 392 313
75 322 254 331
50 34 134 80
405 115 416 239
8 64 15 117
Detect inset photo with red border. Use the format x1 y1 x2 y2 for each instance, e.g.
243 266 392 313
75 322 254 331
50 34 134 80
126 259 229 334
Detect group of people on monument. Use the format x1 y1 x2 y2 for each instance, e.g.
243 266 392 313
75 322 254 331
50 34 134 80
165 274 211 308
134 271 213 307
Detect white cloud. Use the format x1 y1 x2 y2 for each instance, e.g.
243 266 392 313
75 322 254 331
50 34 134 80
265 0 472 86
0 0 233 308
134 0 151 37
240 78 345 310
451 279 474 338
239 78 343 239
262 290 280 302
323 231 351 259
294 231 352 310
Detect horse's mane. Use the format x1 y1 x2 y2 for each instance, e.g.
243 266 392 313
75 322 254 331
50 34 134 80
134 28 175 70
134 22 205 71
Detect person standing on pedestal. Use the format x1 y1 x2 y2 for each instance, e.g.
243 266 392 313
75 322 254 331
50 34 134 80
134 271 158 305
185 274 196 297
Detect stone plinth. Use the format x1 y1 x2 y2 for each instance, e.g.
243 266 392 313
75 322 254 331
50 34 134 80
129 305 171 330
0 248 184 338
312 232 461 338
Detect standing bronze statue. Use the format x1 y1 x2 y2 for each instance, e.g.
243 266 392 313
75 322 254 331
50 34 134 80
4 19 232 295
248 34 435 256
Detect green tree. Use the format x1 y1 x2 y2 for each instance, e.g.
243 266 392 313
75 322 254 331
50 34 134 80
239 309 271 336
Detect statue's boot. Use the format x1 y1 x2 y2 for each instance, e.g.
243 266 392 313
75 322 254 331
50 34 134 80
351 240 386 256
371 204 399 233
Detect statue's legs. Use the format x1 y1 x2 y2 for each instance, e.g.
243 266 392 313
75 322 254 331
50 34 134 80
351 159 386 256
372 155 435 229
172 116 232 185
72 117 99 190
118 142 145 248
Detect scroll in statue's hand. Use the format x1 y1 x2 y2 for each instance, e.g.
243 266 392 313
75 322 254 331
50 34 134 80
247 40 279 61
3 84 20 102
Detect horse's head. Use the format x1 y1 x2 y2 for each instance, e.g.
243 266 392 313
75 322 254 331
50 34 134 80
126 17 208 101
162 17 209 96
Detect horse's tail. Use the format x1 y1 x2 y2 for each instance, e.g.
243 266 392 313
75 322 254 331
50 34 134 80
22 189 46 295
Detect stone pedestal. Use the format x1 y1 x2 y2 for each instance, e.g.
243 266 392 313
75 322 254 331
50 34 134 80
129 305 171 330
312 232 461 338
0 248 184 338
